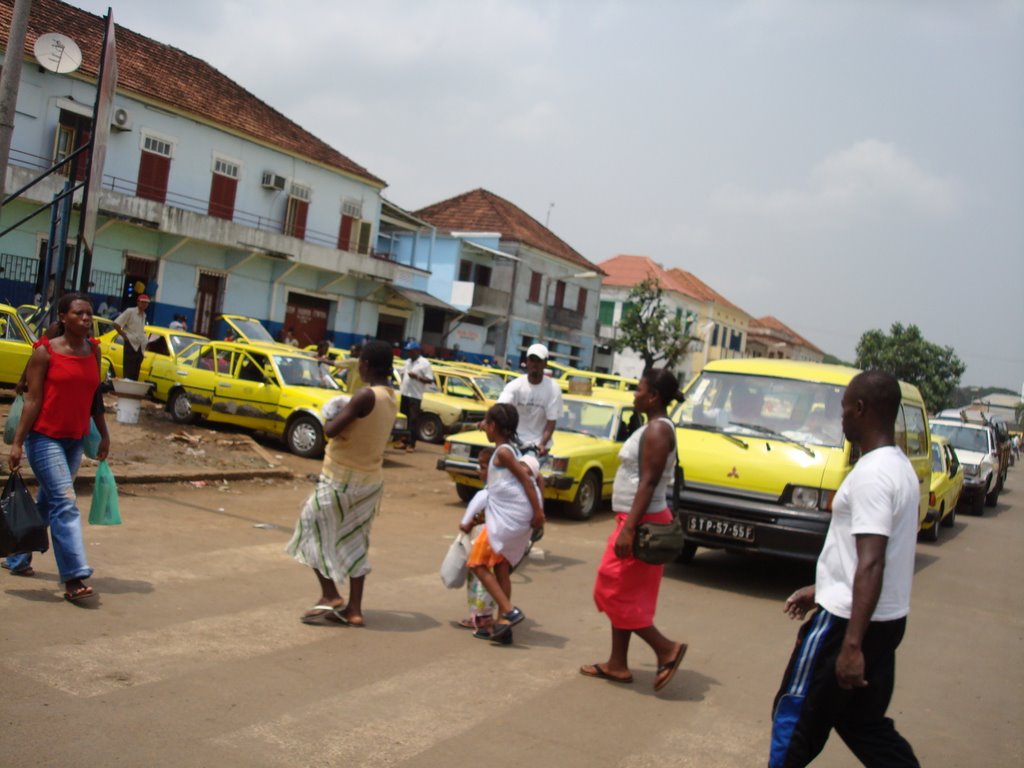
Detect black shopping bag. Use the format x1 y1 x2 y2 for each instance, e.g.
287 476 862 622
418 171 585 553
0 471 49 557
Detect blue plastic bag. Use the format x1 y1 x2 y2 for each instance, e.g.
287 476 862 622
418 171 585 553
4 395 23 445
88 460 121 526
83 418 102 459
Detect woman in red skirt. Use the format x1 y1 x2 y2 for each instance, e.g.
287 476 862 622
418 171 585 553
581 368 688 691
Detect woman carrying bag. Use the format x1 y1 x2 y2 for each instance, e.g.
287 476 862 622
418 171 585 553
4 293 109 602
580 368 688 691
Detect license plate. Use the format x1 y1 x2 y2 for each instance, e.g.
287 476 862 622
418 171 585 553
686 514 755 543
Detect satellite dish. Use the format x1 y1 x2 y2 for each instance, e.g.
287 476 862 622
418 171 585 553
33 33 83 74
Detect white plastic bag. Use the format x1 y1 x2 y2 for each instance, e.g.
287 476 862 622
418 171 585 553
440 532 471 589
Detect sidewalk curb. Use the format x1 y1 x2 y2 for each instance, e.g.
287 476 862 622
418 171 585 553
18 466 297 488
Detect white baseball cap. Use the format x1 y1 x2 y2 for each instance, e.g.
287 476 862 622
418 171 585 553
526 343 549 360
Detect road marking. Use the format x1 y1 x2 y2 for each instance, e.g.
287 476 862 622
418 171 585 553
209 654 567 766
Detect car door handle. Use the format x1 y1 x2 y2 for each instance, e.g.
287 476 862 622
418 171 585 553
217 383 232 388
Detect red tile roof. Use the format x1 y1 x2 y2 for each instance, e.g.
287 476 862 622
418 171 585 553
599 255 750 318
749 315 823 354
0 0 384 186
415 188 601 273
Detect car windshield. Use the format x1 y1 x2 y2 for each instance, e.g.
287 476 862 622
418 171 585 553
169 334 201 355
273 354 340 389
230 318 275 342
673 371 846 448
929 423 989 454
558 400 618 439
472 375 504 400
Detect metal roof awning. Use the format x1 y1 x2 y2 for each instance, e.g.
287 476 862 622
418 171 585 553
458 239 520 261
393 286 459 313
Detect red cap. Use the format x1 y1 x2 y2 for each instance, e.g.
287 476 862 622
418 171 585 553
137 294 150 301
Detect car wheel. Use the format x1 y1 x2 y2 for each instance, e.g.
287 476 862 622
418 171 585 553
566 469 601 520
922 507 940 543
169 389 194 424
286 415 325 459
971 487 985 516
985 478 1000 507
676 540 698 564
417 414 444 444
941 502 956 528
456 483 476 503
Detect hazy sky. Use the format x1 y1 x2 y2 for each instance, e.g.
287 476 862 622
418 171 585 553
69 0 1024 388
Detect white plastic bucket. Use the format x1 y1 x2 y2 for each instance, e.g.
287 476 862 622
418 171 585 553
116 397 141 424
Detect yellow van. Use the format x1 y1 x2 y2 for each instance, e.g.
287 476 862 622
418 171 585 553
673 359 930 562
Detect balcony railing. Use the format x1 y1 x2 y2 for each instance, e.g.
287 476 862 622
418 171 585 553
545 305 584 330
472 284 511 314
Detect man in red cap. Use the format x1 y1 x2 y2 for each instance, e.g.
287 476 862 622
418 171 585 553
113 294 150 380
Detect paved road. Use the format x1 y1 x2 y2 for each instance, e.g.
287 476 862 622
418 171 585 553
1 445 1021 766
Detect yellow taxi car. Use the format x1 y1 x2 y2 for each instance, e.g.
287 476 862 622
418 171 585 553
219 314 306 354
920 435 964 542
394 365 501 444
545 360 639 393
673 359 931 563
437 394 644 520
96 325 209 387
0 303 36 387
151 340 369 458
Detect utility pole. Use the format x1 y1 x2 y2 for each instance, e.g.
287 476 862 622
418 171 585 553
0 0 33 205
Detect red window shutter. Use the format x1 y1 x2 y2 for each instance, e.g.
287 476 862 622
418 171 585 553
554 280 566 308
137 151 170 202
286 199 309 239
75 127 92 180
293 200 309 240
338 213 354 249
528 271 541 302
576 287 587 314
208 173 238 220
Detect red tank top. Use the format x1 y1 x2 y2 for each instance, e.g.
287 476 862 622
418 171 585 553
31 337 100 440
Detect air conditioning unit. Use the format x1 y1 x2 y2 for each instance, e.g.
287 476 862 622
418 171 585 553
261 172 286 191
111 107 132 131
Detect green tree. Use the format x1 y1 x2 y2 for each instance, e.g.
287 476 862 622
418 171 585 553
854 323 966 413
612 277 696 374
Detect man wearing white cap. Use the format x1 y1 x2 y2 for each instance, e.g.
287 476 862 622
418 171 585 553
498 343 563 456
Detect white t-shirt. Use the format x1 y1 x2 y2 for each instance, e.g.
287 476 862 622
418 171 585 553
497 374 563 446
815 446 920 621
114 307 148 351
399 356 434 399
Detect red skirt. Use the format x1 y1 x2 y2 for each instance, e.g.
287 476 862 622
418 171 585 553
593 509 672 630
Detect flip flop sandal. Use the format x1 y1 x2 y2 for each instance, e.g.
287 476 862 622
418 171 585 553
579 663 634 684
2 564 34 577
653 644 688 692
64 586 96 603
300 604 346 625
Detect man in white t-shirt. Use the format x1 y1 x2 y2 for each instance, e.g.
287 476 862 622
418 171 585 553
769 370 921 768
498 343 563 456
399 340 433 452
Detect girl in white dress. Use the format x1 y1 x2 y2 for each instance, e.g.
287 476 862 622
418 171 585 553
467 404 545 642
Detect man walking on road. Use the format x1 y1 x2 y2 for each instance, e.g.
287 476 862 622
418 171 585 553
498 343 562 456
769 370 920 767
399 340 433 452
113 294 150 381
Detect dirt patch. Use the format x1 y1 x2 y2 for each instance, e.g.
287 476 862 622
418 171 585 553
0 392 283 474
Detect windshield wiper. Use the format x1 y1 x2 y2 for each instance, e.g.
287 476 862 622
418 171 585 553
557 426 599 437
729 421 816 458
685 422 748 449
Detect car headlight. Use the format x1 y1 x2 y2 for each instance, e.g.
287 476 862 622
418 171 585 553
962 464 978 477
790 486 820 510
449 443 471 459
550 457 569 472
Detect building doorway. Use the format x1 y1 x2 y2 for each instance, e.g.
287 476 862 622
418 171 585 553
284 293 330 347
376 313 406 346
194 270 225 338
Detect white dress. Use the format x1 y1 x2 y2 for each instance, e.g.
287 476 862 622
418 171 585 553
484 444 536 566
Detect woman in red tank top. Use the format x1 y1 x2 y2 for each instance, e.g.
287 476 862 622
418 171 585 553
5 293 111 602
